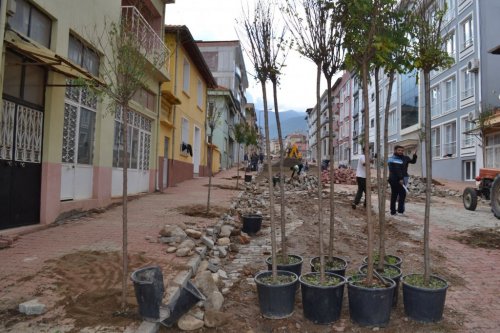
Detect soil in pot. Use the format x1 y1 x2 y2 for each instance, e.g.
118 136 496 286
255 270 298 319
300 272 346 324
310 256 347 276
347 274 396 327
266 254 303 278
363 253 402 268
359 264 402 307
402 274 448 323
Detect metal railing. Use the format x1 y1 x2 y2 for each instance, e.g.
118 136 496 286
121 6 171 77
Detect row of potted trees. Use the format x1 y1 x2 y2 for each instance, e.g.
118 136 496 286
254 250 448 326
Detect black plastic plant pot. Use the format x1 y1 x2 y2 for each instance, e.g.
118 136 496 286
266 254 303 277
241 214 263 235
402 274 448 323
245 174 252 182
347 274 396 327
272 176 280 186
161 280 206 327
363 254 402 268
130 266 165 321
300 272 346 324
310 256 348 277
255 270 298 319
358 264 402 307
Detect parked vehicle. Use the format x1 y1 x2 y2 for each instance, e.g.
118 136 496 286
463 168 500 218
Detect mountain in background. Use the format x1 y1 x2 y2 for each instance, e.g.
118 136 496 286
255 110 308 139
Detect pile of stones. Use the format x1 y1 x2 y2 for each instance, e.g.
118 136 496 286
407 176 460 197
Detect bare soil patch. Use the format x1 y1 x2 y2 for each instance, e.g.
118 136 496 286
177 204 228 218
0 250 176 332
203 184 239 190
450 228 500 249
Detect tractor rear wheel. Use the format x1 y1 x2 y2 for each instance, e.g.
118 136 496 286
463 187 478 211
491 176 500 219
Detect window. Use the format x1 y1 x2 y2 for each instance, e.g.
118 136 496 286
8 0 51 47
461 117 475 148
463 160 476 181
181 118 189 145
442 0 456 23
132 88 155 111
444 31 455 62
461 68 474 100
3 51 45 106
68 35 100 76
183 58 190 93
353 138 358 154
442 121 457 157
431 86 441 118
62 85 98 165
197 80 203 108
442 76 457 113
431 127 441 158
486 134 500 168
400 71 419 130
370 118 374 128
112 109 152 169
461 17 473 51
353 96 359 115
388 109 397 135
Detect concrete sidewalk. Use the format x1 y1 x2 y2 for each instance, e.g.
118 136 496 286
0 167 245 330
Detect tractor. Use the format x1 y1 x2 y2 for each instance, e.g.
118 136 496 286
463 168 500 218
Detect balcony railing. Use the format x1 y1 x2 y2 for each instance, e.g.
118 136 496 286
122 6 171 77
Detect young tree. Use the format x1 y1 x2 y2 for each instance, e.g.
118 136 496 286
239 0 278 279
408 0 453 284
206 103 223 214
283 0 329 283
87 17 168 308
339 0 395 283
321 1 344 260
265 2 292 262
371 3 412 271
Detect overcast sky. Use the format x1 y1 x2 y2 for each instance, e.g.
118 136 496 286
165 0 329 112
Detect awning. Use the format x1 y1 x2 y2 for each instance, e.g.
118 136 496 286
4 30 106 86
396 139 419 148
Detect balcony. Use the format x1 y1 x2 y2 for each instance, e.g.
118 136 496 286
122 6 171 79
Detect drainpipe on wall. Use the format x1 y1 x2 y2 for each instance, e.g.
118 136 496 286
155 81 161 191
475 0 484 169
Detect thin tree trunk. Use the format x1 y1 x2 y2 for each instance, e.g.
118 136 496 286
374 68 383 271
271 80 288 260
121 106 129 309
315 64 325 283
206 130 213 214
236 143 240 189
261 80 277 280
362 62 374 284
380 71 395 270
326 76 336 259
424 70 432 285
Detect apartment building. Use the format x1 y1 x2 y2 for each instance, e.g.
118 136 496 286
197 40 249 165
427 0 500 181
336 72 352 167
0 0 173 229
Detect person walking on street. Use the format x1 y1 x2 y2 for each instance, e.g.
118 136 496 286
352 151 368 209
388 145 414 215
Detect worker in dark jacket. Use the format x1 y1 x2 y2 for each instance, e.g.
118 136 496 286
388 145 411 215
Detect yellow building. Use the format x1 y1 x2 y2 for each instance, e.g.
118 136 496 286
159 25 216 188
0 0 172 229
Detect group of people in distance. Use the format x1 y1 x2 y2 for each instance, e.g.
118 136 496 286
352 145 417 216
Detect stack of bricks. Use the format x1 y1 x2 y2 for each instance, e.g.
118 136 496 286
321 168 357 185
